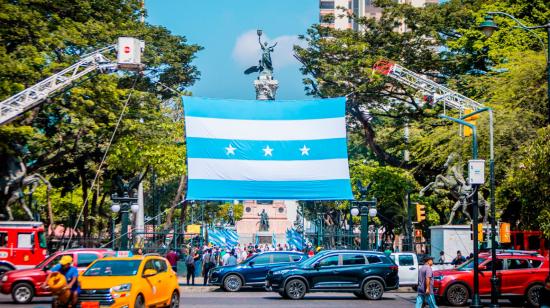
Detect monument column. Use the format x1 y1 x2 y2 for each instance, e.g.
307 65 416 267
235 30 295 247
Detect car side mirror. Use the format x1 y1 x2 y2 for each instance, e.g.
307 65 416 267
143 269 157 277
248 261 255 267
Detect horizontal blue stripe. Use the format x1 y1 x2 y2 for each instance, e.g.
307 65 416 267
182 96 346 120
187 138 348 160
186 179 353 200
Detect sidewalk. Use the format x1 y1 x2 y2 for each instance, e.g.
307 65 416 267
177 276 218 292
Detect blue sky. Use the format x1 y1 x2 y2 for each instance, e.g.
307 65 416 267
147 1 318 100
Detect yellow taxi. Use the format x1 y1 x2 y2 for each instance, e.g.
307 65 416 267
78 255 179 308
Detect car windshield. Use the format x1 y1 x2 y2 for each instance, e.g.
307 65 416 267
83 260 141 276
35 255 55 269
457 258 486 270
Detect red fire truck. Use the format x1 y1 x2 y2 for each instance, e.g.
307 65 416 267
0 221 48 274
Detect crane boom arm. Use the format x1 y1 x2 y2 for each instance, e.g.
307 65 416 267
373 59 483 111
0 46 116 125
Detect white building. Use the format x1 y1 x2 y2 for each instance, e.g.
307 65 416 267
320 0 439 31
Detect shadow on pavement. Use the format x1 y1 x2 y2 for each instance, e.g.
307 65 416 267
263 296 399 301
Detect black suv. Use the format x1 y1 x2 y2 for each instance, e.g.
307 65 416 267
265 250 398 300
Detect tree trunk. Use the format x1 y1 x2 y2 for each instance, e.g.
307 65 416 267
351 105 412 169
46 185 55 241
164 174 187 231
89 185 98 237
180 200 188 228
78 163 89 238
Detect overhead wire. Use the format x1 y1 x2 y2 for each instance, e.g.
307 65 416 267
65 75 140 249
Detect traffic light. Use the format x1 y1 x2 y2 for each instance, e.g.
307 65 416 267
500 223 511 243
416 203 426 222
470 223 484 241
463 108 479 137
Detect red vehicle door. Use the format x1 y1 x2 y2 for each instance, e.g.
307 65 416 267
478 259 503 295
500 258 537 295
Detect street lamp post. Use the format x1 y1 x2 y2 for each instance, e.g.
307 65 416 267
111 191 139 251
460 108 499 308
478 13 550 125
352 198 377 250
438 114 483 308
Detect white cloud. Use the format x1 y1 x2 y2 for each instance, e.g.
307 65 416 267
232 30 305 71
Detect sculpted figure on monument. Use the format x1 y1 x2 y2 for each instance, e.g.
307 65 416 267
244 30 277 77
258 208 269 231
420 153 489 224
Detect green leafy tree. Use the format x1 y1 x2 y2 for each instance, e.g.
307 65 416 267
498 127 550 234
0 1 201 239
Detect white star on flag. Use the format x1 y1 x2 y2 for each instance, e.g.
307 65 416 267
225 144 236 155
263 145 273 157
300 145 310 156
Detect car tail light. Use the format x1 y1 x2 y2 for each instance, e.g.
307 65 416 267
389 265 398 271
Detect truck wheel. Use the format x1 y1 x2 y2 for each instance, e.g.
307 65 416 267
11 282 34 304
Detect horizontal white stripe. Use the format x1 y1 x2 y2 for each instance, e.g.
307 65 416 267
185 117 346 141
188 158 350 181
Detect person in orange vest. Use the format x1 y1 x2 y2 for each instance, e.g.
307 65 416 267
43 255 79 307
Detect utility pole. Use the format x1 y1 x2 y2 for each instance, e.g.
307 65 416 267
404 122 413 252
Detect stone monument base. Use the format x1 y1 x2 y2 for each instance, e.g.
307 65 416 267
429 225 473 260
254 75 279 100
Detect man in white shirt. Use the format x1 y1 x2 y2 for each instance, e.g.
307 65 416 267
222 249 231 266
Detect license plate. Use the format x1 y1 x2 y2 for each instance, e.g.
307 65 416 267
81 302 100 308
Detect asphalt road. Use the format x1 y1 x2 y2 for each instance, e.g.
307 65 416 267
183 290 418 308
0 291 522 308
0 294 52 308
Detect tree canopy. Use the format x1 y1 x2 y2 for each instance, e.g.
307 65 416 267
0 0 201 237
296 0 549 234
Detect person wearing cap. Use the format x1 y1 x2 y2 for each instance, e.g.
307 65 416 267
43 255 80 307
416 256 438 308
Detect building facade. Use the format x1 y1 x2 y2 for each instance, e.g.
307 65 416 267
235 200 298 245
320 0 439 30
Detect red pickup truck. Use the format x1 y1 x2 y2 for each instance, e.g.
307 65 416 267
0 248 114 304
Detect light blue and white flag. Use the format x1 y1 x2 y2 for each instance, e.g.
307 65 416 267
183 96 353 200
286 228 304 251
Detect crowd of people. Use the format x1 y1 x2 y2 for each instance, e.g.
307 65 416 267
154 242 320 286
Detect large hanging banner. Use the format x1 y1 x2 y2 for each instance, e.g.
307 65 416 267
183 96 353 200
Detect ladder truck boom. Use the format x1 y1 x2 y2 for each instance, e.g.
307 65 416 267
372 59 483 112
0 37 143 125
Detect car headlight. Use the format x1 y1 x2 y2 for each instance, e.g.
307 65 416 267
1 275 7 282
111 283 132 292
